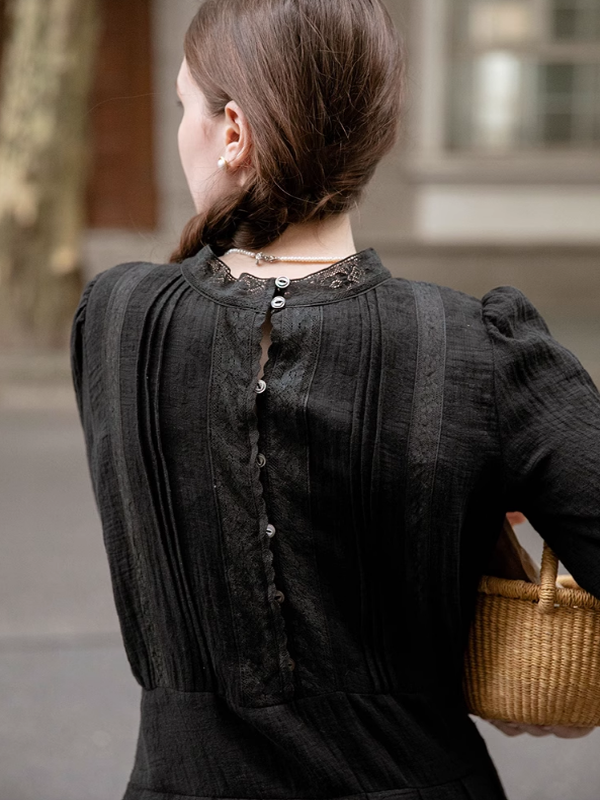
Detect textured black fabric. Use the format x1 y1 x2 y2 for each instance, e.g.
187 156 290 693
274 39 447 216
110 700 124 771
70 244 600 800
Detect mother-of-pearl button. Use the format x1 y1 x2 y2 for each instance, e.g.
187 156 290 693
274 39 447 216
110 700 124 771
271 295 286 309
255 379 267 393
266 523 276 538
275 276 290 288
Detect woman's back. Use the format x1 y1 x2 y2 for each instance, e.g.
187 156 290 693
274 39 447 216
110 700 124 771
70 1 600 795
72 242 600 799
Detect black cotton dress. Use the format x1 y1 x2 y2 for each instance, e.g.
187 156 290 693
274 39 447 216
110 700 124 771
70 244 600 800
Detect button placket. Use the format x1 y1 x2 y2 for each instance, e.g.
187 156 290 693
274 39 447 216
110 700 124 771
252 276 296 686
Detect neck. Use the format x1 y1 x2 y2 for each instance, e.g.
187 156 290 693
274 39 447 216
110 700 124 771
219 214 357 279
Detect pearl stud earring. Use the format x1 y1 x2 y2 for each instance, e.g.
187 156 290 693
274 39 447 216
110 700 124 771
217 156 230 171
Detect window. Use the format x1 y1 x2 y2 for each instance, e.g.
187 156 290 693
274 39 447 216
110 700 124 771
447 0 600 152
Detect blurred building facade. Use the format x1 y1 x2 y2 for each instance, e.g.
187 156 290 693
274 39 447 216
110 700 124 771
80 0 600 316
365 0 600 313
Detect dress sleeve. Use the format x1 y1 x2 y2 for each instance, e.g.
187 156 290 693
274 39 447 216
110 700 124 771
70 275 102 447
482 285 600 599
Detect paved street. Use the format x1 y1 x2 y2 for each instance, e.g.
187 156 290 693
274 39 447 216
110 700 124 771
1 324 600 800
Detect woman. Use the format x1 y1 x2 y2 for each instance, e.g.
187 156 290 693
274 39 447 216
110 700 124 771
70 1 600 798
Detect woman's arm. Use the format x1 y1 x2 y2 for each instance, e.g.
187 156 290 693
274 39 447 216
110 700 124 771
482 285 600 600
481 286 600 738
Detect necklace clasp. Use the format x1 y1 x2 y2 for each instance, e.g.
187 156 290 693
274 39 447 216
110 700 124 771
255 252 279 265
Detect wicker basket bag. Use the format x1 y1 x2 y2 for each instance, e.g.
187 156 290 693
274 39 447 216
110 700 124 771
463 522 600 728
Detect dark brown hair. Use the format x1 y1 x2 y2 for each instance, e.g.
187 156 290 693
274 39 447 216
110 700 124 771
169 0 405 263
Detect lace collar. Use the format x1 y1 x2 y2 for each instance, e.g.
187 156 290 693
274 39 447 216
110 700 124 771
179 244 393 308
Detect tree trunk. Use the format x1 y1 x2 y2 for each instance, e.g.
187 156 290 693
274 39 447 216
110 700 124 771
0 0 100 348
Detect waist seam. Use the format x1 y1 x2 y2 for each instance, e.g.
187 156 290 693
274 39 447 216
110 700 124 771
125 773 475 800
141 685 464 709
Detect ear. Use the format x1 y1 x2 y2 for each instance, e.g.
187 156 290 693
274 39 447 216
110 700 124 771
222 101 253 170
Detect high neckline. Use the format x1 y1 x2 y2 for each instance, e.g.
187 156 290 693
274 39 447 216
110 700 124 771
179 244 393 309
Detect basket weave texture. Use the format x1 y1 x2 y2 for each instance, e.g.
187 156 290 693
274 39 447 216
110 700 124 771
463 534 600 727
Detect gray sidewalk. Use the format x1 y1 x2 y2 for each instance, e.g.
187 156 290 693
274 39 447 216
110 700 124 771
0 404 140 799
1 326 600 799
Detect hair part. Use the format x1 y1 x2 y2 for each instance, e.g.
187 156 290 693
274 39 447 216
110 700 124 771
169 0 406 263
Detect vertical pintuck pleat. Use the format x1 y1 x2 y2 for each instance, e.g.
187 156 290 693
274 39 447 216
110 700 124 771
351 292 386 692
103 264 171 687
138 279 217 690
366 288 398 690
105 267 221 691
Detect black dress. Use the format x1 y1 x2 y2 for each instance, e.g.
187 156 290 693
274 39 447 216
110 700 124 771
70 245 600 800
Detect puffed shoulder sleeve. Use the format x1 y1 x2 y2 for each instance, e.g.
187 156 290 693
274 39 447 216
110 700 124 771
70 274 102 436
482 285 600 598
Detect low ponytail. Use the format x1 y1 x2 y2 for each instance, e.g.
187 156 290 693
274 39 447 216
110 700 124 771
169 0 405 264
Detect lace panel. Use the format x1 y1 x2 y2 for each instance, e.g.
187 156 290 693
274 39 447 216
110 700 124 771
179 245 393 308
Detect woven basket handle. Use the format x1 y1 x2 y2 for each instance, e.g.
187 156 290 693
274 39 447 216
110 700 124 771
538 541 560 614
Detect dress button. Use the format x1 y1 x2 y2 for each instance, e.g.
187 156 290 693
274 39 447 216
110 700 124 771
288 657 296 671
256 452 266 467
271 296 286 309
273 589 285 603
255 379 267 393
266 523 276 538
275 276 290 288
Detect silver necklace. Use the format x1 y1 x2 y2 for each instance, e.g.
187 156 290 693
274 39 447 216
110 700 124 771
224 247 348 267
